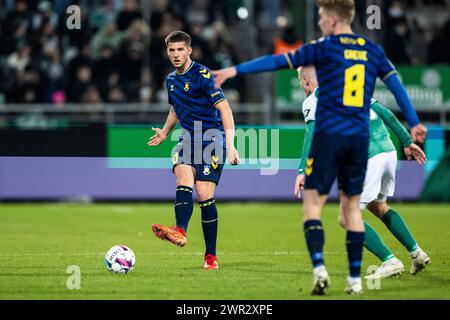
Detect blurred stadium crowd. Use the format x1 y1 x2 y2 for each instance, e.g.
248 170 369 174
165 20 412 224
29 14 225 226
0 0 248 105
0 0 449 105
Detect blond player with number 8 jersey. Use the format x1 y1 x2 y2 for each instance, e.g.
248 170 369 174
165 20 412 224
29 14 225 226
213 0 427 295
296 66 430 283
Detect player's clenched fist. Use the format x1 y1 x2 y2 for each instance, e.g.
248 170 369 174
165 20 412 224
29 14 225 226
410 123 427 144
148 127 167 146
227 147 240 166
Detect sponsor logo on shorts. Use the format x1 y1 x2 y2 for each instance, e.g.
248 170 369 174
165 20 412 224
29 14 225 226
203 165 211 176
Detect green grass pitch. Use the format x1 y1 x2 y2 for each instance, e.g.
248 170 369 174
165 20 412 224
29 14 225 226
0 203 449 300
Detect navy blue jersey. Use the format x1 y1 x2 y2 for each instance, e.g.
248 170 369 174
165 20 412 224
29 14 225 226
286 34 396 138
166 61 226 134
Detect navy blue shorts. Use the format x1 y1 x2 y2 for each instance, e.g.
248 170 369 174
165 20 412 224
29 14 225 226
304 133 369 196
172 142 226 185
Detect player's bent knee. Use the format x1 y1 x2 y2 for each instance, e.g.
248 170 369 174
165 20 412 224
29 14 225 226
175 165 195 187
197 192 214 202
340 194 360 215
303 201 322 220
177 176 194 187
367 201 390 218
195 181 216 202
303 204 322 221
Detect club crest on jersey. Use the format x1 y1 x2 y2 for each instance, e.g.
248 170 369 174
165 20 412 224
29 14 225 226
170 84 174 91
203 165 211 176
184 82 190 92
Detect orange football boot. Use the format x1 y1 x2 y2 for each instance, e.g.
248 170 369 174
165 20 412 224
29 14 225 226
152 224 187 247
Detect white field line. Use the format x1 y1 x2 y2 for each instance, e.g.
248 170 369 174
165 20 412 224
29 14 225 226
0 251 349 257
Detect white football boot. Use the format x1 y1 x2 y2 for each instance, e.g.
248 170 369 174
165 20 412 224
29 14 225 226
365 257 404 280
345 277 363 295
311 265 330 295
410 248 430 275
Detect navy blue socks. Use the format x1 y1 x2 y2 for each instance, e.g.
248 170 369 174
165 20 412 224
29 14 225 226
346 231 365 278
304 220 325 268
200 198 218 256
174 186 193 232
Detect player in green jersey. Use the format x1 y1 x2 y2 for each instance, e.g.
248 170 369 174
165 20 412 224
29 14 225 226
294 66 430 280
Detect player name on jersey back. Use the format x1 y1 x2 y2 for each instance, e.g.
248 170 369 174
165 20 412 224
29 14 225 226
287 34 397 138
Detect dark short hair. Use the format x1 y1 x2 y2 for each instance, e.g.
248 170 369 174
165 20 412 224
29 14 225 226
165 31 191 47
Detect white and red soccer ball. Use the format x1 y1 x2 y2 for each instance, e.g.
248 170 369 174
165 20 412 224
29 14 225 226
104 245 136 274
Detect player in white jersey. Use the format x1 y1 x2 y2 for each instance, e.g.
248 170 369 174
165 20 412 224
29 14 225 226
295 66 430 280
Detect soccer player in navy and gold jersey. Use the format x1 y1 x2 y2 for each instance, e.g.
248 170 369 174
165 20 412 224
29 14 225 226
148 31 240 270
214 0 427 294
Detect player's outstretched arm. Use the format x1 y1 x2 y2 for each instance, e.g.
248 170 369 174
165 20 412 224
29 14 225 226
213 40 320 87
148 106 178 147
215 100 240 166
383 74 427 143
213 54 290 87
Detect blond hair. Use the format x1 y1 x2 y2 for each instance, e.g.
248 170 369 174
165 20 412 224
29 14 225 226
297 66 316 78
317 0 355 24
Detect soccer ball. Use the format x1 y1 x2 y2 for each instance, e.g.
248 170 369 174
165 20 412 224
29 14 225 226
104 245 136 274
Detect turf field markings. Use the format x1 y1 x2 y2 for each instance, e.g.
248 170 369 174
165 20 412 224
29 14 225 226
0 251 350 257
110 206 135 214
